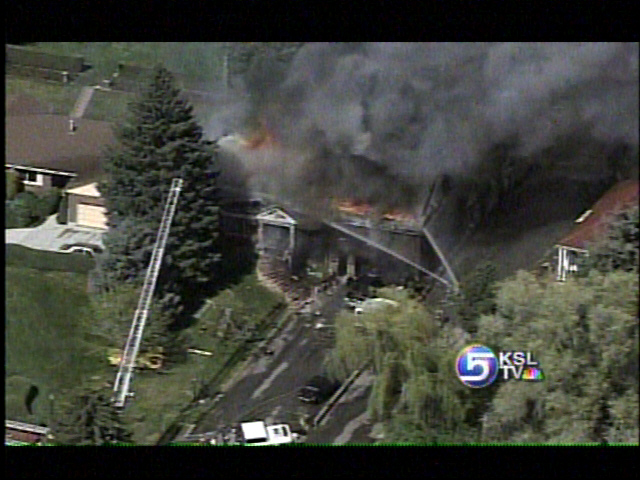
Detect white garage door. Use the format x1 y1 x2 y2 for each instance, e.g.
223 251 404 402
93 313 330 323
77 204 108 229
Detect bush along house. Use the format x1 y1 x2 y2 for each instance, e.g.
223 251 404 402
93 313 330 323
553 179 639 282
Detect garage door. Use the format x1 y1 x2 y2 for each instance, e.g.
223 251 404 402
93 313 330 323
77 204 108 229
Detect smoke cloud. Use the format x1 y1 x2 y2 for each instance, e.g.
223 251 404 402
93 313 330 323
207 43 639 215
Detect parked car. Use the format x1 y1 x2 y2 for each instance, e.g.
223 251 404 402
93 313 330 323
297 375 341 404
59 243 104 257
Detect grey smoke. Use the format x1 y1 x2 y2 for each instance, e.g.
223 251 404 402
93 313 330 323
207 42 639 212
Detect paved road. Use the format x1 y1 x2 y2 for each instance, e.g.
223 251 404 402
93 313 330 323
193 286 350 437
306 370 377 445
5 214 105 252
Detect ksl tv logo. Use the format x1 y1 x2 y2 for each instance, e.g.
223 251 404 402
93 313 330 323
455 344 545 388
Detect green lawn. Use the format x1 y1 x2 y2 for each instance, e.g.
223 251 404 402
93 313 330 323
6 244 95 273
6 76 81 115
5 266 110 425
8 43 227 127
83 89 136 122
123 273 284 444
6 240 282 444
31 43 227 87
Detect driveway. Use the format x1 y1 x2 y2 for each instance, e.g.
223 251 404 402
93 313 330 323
5 214 105 252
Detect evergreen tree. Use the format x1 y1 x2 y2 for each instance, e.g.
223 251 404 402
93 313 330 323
578 205 639 275
51 386 133 445
98 66 223 324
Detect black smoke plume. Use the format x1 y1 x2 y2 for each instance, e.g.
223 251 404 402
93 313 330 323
209 43 638 217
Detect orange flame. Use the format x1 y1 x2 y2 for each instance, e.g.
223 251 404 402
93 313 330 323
243 119 278 150
334 198 416 222
333 199 374 216
381 210 415 222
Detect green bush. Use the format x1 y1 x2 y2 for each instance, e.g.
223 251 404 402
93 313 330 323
6 201 19 228
9 191 42 227
39 188 62 217
6 170 24 200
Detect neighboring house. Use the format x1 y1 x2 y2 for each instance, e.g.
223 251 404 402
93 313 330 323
5 420 50 445
553 179 639 282
5 114 114 229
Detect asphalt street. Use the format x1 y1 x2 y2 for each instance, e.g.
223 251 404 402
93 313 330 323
193 285 351 439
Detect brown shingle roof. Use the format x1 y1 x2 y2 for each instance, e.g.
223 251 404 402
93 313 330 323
558 180 639 250
5 115 114 185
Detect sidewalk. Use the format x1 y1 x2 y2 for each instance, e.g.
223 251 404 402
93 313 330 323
70 86 95 119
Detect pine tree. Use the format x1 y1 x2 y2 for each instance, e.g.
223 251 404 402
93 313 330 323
98 66 223 323
51 387 133 445
579 205 639 275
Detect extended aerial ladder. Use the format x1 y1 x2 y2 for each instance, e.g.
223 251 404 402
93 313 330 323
112 178 183 408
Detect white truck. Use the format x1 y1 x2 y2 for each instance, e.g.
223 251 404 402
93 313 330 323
240 421 299 446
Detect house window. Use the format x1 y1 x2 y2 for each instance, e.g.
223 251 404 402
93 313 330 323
22 170 43 186
51 175 68 188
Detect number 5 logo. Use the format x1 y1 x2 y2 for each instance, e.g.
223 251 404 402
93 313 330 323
456 345 499 388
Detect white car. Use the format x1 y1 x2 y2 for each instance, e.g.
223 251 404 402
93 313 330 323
59 243 103 257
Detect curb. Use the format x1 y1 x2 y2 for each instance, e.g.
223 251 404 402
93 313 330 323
312 362 370 428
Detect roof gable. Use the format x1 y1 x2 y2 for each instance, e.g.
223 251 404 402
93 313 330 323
256 207 297 226
66 182 101 197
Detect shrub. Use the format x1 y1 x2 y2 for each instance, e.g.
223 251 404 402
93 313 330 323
6 201 19 228
9 191 42 227
6 170 24 200
39 187 62 217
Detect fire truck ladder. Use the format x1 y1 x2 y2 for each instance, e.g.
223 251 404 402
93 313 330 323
112 178 183 408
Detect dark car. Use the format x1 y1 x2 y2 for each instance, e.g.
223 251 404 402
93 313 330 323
297 376 341 404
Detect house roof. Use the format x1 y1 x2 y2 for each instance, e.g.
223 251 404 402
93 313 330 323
257 206 323 230
5 115 114 185
66 182 101 197
557 179 639 250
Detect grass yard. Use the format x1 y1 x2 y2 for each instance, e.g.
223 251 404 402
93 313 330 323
6 244 95 273
5 76 81 116
122 272 284 444
83 89 136 122
5 266 111 425
32 43 227 87
6 238 283 444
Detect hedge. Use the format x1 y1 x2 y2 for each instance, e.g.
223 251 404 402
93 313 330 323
5 189 62 228
6 170 24 200
6 244 95 273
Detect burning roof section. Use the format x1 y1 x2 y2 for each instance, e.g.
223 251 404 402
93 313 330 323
558 179 639 250
332 198 419 228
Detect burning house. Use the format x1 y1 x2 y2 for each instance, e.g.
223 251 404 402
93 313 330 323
211 43 637 292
